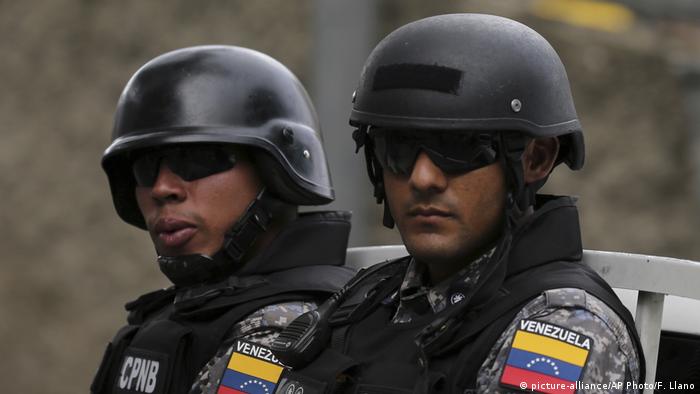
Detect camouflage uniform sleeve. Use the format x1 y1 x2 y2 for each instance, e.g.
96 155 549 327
477 288 641 393
189 301 317 394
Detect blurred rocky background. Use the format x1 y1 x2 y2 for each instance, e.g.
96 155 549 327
2 1 700 393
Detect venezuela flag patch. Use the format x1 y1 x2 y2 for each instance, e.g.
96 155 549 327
216 340 285 394
499 319 592 394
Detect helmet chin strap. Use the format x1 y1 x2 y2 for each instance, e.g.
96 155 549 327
353 126 396 229
497 133 538 229
158 188 273 287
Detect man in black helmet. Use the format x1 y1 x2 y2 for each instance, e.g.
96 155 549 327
270 14 644 393
90 45 355 394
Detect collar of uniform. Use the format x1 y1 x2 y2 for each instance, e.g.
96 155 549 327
393 247 495 323
506 195 582 276
171 211 351 309
173 275 267 310
235 210 352 276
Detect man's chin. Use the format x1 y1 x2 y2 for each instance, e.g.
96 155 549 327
155 245 212 258
403 235 460 264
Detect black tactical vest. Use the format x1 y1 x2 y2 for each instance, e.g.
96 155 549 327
276 198 645 394
91 211 354 394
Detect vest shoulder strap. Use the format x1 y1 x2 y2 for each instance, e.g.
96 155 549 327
328 256 411 326
125 288 176 324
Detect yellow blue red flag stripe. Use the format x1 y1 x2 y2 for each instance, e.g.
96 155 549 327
220 370 276 394
504 348 582 381
500 319 592 394
227 353 283 383
512 330 589 366
217 340 286 394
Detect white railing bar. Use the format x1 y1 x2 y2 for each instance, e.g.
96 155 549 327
582 250 700 299
635 291 665 393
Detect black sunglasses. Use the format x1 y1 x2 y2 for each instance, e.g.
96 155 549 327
130 145 237 187
369 129 498 175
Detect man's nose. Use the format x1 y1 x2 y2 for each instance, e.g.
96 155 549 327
150 163 187 203
408 151 448 194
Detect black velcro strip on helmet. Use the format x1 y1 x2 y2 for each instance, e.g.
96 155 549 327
372 63 462 95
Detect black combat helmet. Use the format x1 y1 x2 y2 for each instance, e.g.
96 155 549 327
350 14 585 226
103 45 334 229
351 13 584 170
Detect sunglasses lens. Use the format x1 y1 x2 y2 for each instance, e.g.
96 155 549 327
173 147 236 181
132 155 160 187
422 144 496 173
372 132 417 175
371 130 497 175
131 146 237 187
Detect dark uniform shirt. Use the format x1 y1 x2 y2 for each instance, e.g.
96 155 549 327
392 249 494 323
392 253 640 393
91 211 353 394
187 212 355 393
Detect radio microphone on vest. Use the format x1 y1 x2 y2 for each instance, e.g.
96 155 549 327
270 289 342 368
271 259 405 369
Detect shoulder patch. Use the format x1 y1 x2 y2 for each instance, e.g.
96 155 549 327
216 340 287 394
499 319 593 393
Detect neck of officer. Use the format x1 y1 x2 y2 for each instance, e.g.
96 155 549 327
422 210 508 286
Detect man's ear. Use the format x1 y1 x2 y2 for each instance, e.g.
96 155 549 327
522 137 560 184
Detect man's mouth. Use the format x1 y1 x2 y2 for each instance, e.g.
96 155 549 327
153 218 197 250
408 206 452 217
